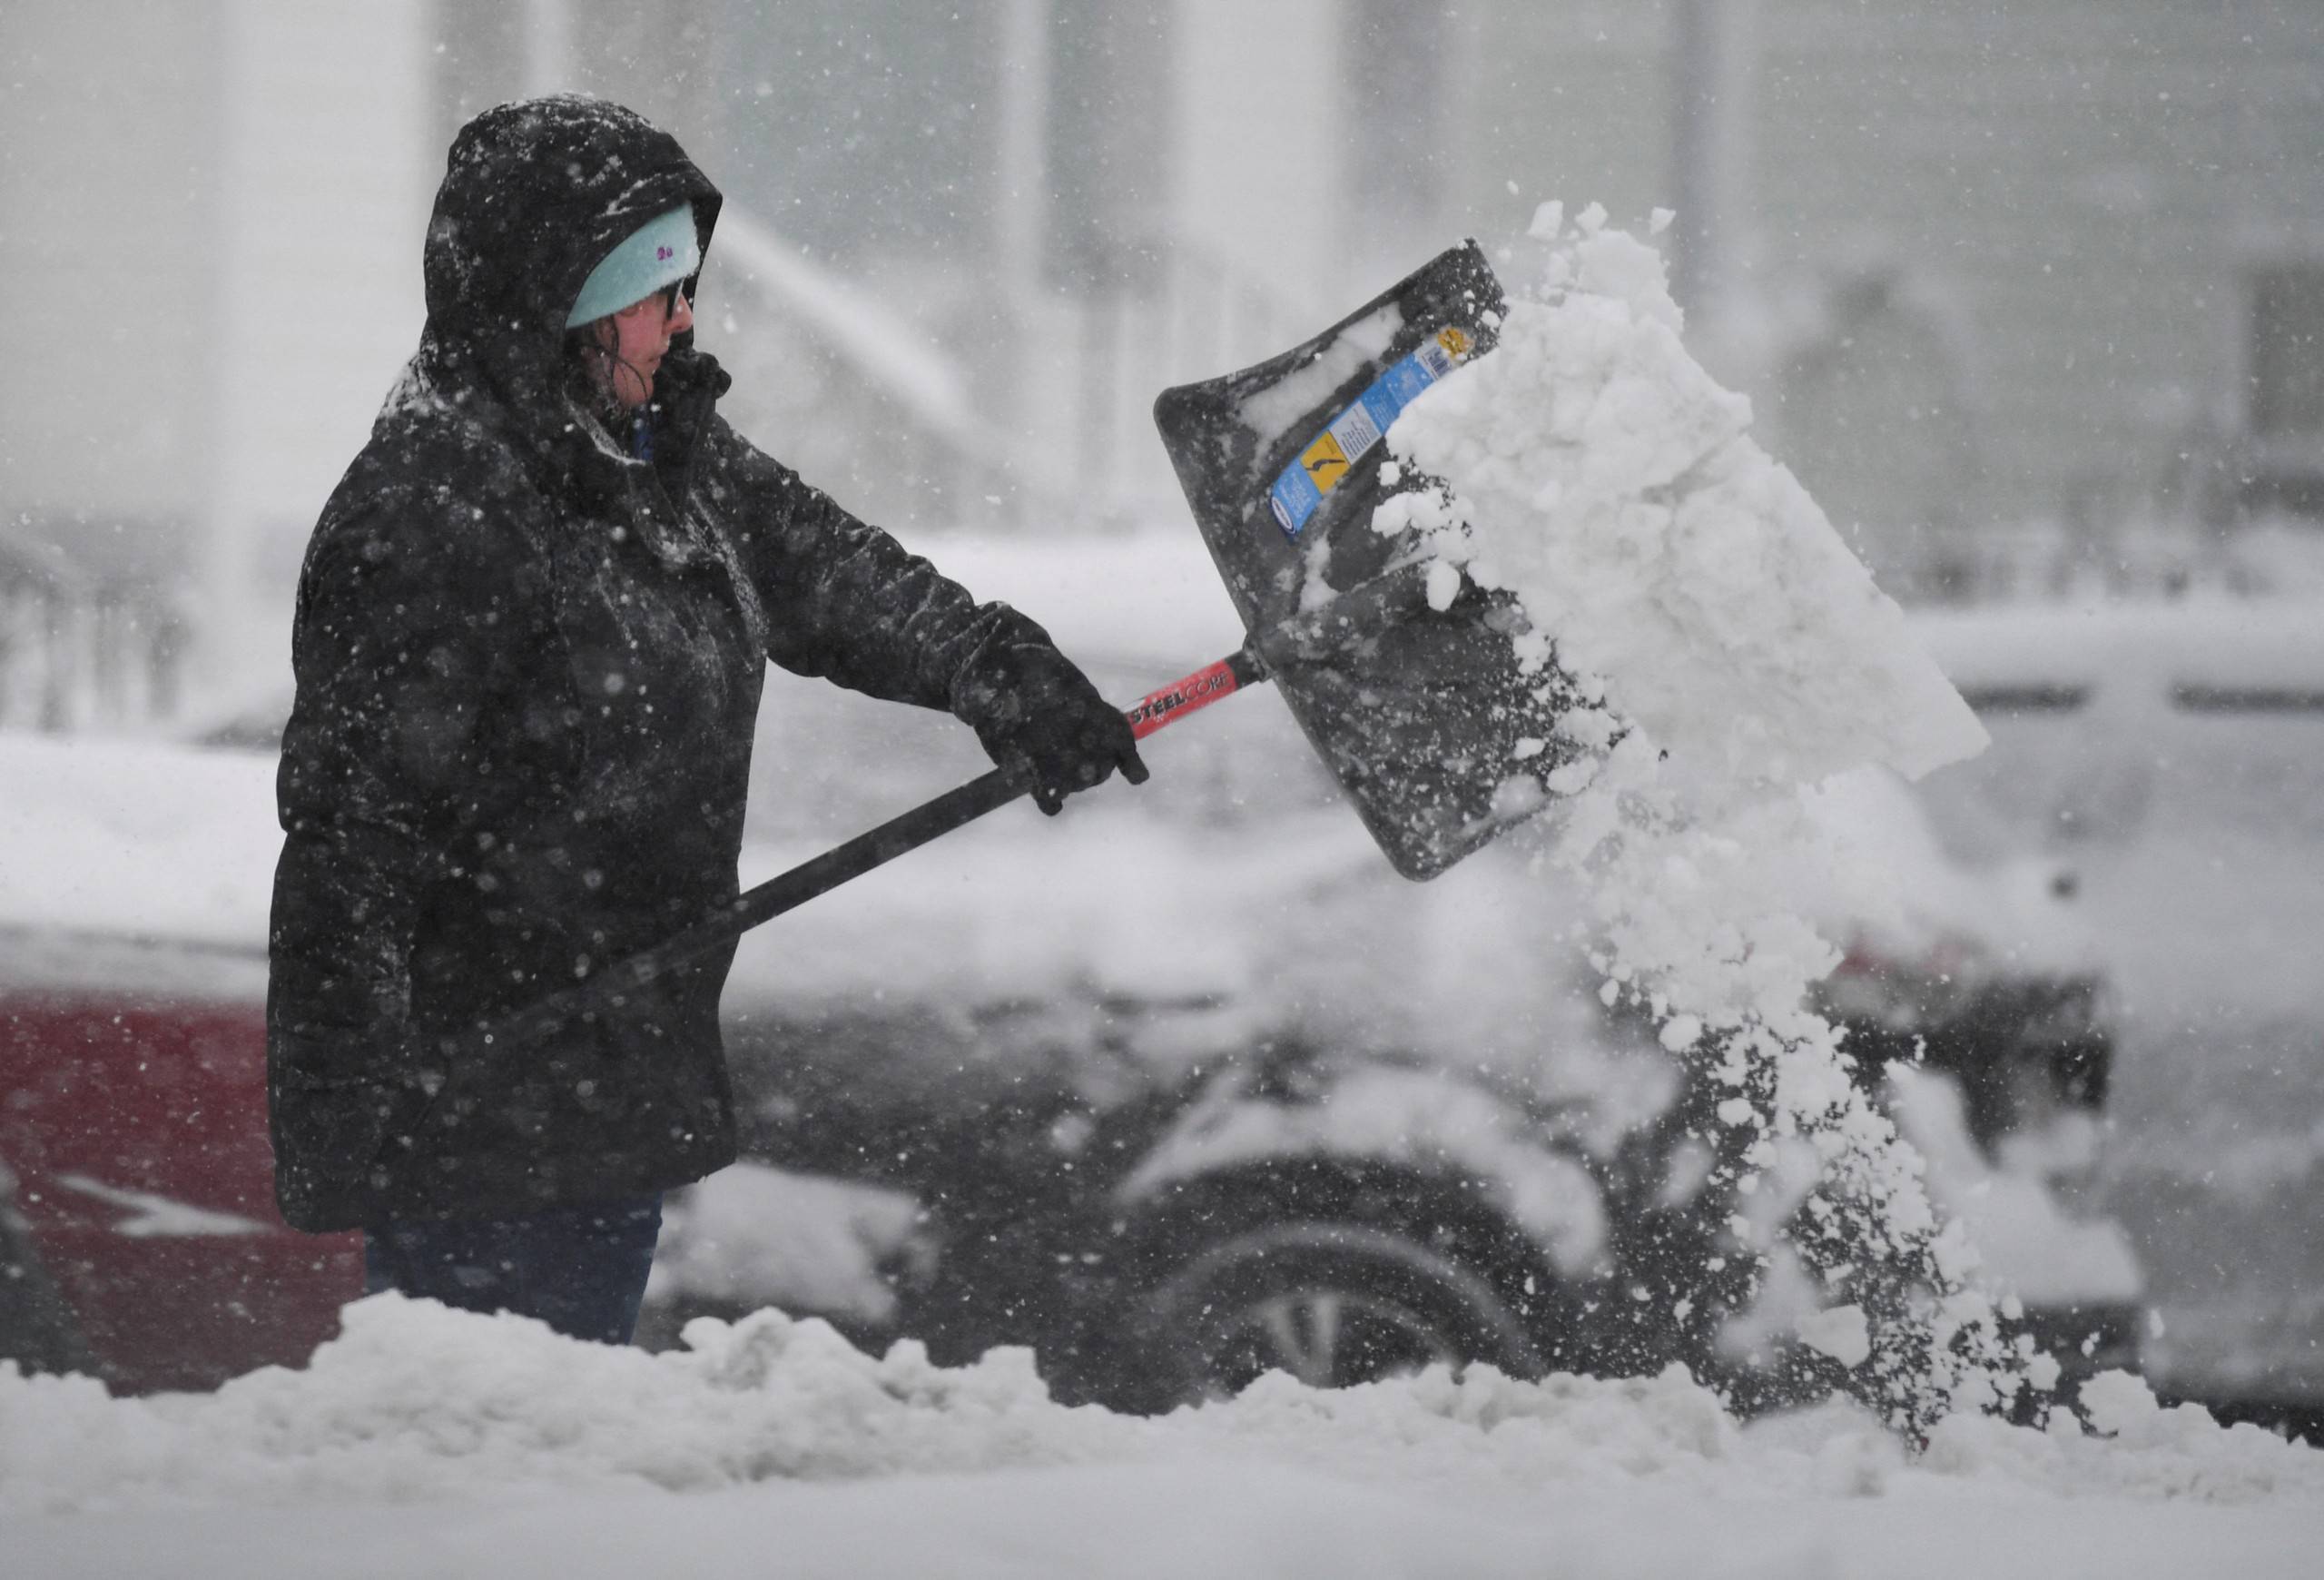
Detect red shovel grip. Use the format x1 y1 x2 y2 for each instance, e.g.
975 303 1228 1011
1123 648 1265 740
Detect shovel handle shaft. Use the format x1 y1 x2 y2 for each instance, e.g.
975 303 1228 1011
461 766 1030 1056
1123 648 1267 740
448 647 1269 1061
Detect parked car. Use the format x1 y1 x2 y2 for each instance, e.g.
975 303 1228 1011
0 531 2143 1411
0 736 360 1393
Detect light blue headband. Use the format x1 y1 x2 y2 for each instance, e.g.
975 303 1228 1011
566 204 700 328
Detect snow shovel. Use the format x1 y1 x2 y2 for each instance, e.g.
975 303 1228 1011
1152 238 1583 880
474 242 1578 1056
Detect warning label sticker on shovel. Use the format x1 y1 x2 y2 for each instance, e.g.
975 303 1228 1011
1268 327 1473 539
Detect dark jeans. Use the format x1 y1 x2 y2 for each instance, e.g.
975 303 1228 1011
364 1194 664 1345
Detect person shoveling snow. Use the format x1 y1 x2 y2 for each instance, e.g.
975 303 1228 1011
285 104 2052 1443
269 96 1146 1344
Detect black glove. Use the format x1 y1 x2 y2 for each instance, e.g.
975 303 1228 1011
964 637 1149 815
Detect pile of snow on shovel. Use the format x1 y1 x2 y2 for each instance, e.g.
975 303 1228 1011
1380 202 2021 1431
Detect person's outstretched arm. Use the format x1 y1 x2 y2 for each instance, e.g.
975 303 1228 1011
713 430 1147 813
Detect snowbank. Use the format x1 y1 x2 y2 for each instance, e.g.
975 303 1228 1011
5 1299 2316 1578
11 1296 2319 1506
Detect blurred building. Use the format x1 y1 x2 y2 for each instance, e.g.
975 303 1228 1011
3 0 2320 726
1 0 432 725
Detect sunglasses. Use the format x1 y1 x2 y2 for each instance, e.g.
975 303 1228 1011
658 277 694 315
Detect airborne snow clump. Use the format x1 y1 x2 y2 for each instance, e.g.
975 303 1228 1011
1381 206 2015 1432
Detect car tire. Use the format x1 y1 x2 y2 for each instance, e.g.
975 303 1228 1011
1128 1220 1546 1406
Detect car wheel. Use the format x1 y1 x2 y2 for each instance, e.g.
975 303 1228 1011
1131 1220 1544 1404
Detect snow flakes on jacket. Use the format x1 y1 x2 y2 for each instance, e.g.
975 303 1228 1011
269 97 1057 1231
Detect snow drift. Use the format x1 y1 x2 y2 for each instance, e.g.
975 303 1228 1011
5 1297 2318 1580
5 1296 2317 1511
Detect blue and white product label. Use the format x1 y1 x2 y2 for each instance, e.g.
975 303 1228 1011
1270 463 1323 533
1380 355 1437 408
1326 399 1383 462
1267 324 1475 540
1355 381 1404 439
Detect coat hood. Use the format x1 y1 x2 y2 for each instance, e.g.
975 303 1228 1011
418 96 723 412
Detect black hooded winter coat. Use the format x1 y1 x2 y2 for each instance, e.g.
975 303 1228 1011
268 98 1098 1232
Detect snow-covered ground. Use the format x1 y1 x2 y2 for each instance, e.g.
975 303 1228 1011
5 1296 2319 1579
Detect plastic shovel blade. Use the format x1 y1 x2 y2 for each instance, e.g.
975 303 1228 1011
1153 242 1582 881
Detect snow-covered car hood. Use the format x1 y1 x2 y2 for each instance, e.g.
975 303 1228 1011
0 730 278 963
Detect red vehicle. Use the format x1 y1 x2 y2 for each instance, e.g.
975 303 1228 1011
0 737 359 1392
